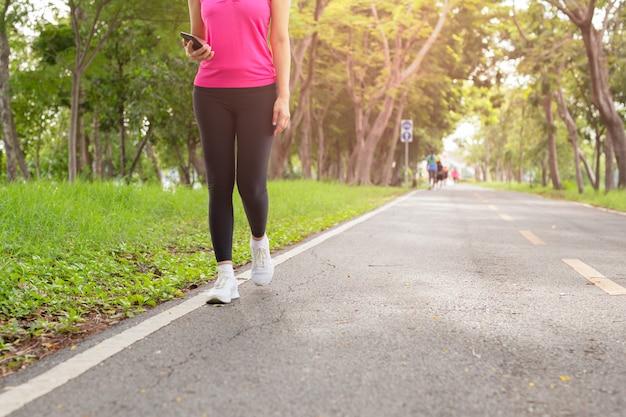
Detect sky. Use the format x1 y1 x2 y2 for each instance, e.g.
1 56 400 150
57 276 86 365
443 121 476 153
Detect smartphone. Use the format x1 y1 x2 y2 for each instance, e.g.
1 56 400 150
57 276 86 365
180 31 203 50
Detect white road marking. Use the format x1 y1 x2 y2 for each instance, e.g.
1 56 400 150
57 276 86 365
519 230 546 245
0 192 416 416
563 259 626 296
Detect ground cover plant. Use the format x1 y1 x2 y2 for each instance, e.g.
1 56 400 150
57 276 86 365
0 180 404 376
480 182 626 213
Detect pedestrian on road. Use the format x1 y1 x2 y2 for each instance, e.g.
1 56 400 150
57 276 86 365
183 0 291 304
451 166 459 183
435 158 446 188
425 150 438 189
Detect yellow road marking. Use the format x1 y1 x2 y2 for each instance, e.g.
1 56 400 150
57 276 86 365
563 259 626 296
519 230 546 245
488 204 497 211
474 193 489 203
499 213 513 221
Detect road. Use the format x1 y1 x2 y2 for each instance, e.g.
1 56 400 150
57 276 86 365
1 184 625 417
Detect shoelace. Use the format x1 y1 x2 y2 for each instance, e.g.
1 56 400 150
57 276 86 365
253 247 268 269
214 273 232 289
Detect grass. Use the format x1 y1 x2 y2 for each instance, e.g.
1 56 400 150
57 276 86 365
478 181 626 213
0 180 404 375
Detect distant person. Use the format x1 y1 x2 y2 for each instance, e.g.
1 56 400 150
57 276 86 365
436 158 444 188
184 0 291 303
451 167 459 183
425 150 438 189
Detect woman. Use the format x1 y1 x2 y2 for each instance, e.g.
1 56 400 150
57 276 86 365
184 0 291 304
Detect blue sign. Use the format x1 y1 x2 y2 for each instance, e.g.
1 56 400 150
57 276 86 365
400 119 413 142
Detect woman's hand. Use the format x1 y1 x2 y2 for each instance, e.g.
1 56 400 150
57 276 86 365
269 0 290 135
272 96 290 135
183 38 215 62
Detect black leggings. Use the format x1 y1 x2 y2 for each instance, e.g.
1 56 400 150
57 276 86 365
193 83 276 262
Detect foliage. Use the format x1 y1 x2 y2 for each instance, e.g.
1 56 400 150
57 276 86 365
457 0 625 191
3 0 501 185
1 0 625 186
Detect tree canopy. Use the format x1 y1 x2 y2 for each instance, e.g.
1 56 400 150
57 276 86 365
0 0 624 190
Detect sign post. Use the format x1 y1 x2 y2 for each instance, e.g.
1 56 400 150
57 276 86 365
400 119 413 187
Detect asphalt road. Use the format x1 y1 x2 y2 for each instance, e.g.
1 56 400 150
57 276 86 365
1 184 625 417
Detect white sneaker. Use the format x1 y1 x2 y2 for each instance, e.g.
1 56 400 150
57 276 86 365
251 236 274 286
205 272 239 304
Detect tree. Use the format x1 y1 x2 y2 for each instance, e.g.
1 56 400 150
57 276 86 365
269 0 330 180
322 0 452 185
554 66 586 193
0 0 30 182
66 0 124 182
544 0 626 188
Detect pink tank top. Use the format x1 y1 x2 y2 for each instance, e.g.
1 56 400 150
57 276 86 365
194 0 276 88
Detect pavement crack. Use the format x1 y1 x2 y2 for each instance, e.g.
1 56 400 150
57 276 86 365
227 308 286 342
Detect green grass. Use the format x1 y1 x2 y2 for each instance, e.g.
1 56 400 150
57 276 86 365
0 180 404 373
478 181 626 212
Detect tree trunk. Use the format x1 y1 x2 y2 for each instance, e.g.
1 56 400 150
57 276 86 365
145 140 161 183
352 94 396 185
68 71 81 182
554 84 583 193
313 99 331 181
188 136 206 181
484 140 491 182
119 103 126 177
381 92 407 186
127 136 148 179
175 145 190 185
299 99 312 179
494 159 501 182
128 124 153 178
104 133 114 178
78 108 90 175
593 127 604 191
578 148 596 189
269 129 294 179
0 23 29 182
333 138 343 182
518 102 527 183
297 15 323 180
315 118 325 181
93 109 103 179
34 117 45 179
605 132 615 191
543 92 562 190
346 99 365 183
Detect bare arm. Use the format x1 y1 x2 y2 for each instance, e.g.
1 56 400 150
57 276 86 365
270 0 291 134
185 0 214 61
